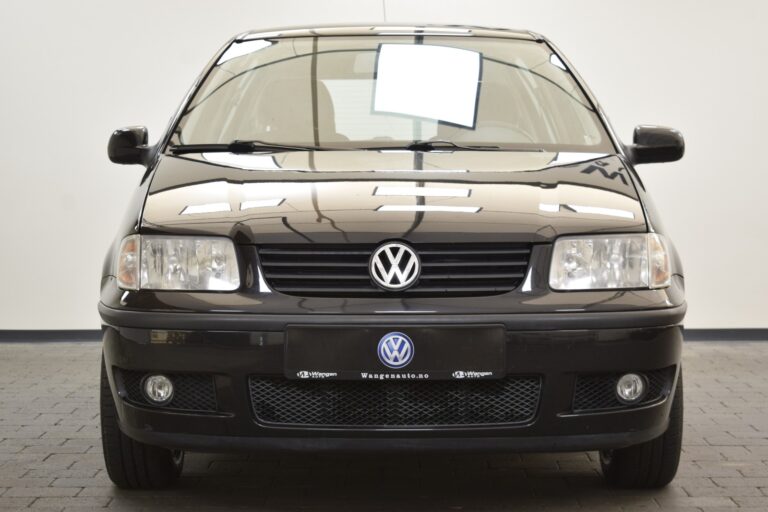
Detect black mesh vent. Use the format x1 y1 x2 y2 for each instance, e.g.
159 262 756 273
257 243 532 297
119 369 218 412
572 366 676 412
248 376 541 427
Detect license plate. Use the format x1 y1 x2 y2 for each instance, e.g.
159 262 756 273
284 325 506 380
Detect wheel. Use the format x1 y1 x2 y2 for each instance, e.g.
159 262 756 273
599 369 683 488
100 355 184 489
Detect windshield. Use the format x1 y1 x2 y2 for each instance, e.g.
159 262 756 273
171 36 614 153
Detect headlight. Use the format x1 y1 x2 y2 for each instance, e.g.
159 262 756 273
549 233 670 291
116 235 240 291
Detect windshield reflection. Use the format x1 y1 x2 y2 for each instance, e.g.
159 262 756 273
172 35 612 154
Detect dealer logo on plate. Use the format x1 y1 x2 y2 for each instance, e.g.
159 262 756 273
377 332 414 369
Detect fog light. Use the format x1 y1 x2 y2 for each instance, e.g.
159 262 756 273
142 375 174 405
616 373 646 404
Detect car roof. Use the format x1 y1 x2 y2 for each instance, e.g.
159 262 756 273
236 24 544 42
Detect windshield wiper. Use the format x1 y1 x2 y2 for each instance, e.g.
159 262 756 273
169 139 334 154
360 140 543 152
169 139 547 154
407 140 501 151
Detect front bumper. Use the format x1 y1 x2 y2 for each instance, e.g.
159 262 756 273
100 305 683 453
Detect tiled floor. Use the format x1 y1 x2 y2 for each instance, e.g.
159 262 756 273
0 341 767 511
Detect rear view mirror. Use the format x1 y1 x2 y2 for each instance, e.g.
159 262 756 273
628 126 684 165
108 126 149 165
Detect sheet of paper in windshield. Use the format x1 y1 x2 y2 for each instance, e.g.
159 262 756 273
374 44 481 128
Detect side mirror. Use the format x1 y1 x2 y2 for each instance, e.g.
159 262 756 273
628 125 684 164
108 126 149 165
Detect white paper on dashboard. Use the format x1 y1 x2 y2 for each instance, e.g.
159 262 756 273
373 44 481 128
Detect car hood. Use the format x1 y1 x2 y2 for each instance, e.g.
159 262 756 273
141 150 645 244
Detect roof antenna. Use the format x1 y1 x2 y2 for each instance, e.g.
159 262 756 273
381 0 388 21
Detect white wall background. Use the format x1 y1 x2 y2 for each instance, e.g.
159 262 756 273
0 0 765 330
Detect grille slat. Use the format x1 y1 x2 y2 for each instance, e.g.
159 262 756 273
259 249 372 256
421 260 528 267
419 273 525 279
419 248 531 255
260 261 370 268
258 243 532 297
275 286 382 294
248 376 541 427
267 273 371 280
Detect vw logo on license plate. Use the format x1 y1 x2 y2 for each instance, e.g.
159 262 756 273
377 332 414 369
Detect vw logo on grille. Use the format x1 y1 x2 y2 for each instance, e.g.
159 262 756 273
369 242 421 291
377 332 414 369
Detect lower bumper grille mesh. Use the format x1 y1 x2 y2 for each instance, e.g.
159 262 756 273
248 376 541 427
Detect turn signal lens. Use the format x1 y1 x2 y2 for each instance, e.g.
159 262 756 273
116 235 140 290
648 233 671 289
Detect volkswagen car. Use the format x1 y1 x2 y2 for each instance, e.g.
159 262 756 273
99 24 686 489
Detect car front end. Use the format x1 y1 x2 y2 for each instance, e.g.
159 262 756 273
99 25 686 489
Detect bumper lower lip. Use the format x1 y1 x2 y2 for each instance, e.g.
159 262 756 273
98 301 686 331
119 418 670 453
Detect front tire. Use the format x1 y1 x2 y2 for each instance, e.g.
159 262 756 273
599 369 683 488
100 356 184 489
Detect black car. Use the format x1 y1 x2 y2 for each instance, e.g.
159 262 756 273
100 24 686 490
